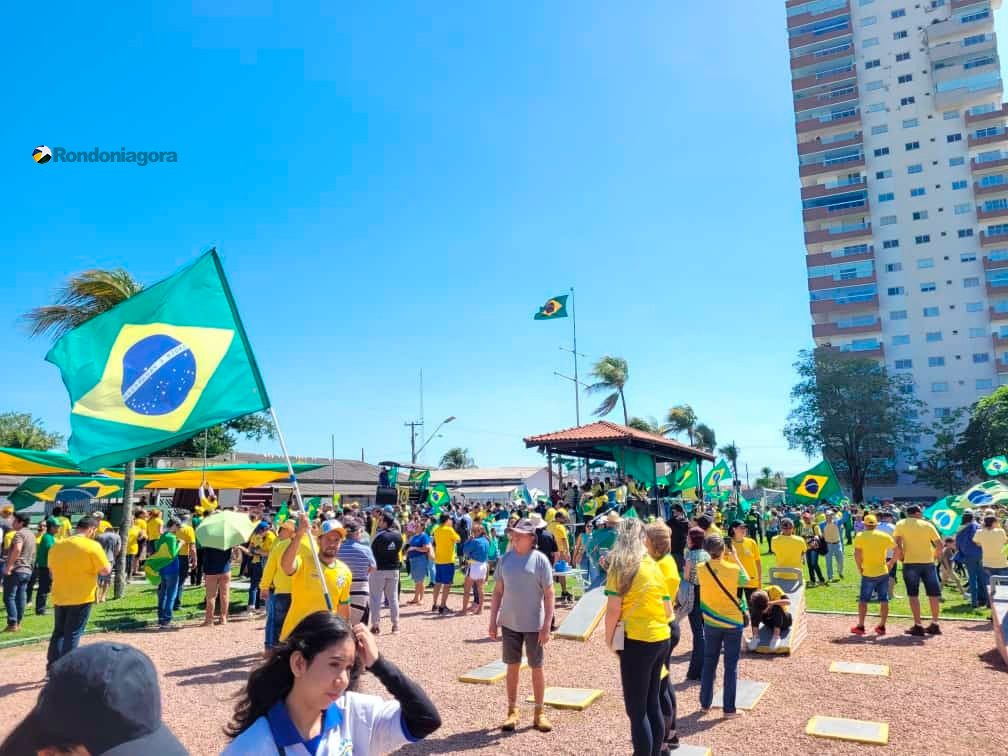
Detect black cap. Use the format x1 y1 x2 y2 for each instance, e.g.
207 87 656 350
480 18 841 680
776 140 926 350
4 643 188 755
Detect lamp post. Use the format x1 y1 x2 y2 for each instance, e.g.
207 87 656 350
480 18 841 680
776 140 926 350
413 416 456 464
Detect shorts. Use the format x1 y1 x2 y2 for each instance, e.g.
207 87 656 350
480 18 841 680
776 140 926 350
434 563 456 585
97 574 111 587
467 561 488 581
859 574 889 603
502 625 545 668
902 563 941 598
888 561 898 580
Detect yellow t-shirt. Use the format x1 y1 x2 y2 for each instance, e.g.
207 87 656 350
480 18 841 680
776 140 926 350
176 524 196 557
3 530 14 551
146 517 163 541
766 584 787 603
854 529 896 578
48 535 111 606
280 556 352 640
249 531 277 564
606 556 671 643
259 536 310 595
432 525 460 565
126 525 142 556
974 527 1008 569
96 520 113 534
698 556 743 628
705 524 722 537
771 534 807 569
56 517 72 540
656 554 681 602
893 518 940 563
732 537 760 588
547 523 570 557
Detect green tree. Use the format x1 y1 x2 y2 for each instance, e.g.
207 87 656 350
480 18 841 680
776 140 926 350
0 412 63 450
783 348 921 503
439 447 475 469
954 385 1008 473
627 416 662 435
154 412 275 458
586 356 630 425
755 465 774 488
24 267 144 600
913 408 968 494
695 423 716 452
718 442 741 482
664 405 697 445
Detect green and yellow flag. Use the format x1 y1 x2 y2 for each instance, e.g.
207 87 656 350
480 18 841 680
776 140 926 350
0 448 80 476
273 501 289 528
408 469 430 488
923 496 965 537
786 460 840 502
983 456 1008 476
428 483 450 514
305 497 321 520
533 294 568 320
144 534 180 586
703 459 731 493
737 492 752 515
45 250 270 470
671 459 699 493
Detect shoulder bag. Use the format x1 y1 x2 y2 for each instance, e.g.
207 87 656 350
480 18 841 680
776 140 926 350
704 562 747 627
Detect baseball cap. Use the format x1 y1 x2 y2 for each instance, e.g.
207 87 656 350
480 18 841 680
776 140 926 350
320 519 346 537
1 504 14 513
508 518 536 535
863 514 878 526
254 520 269 531
92 511 105 519
383 505 395 514
4 642 188 755
905 504 921 515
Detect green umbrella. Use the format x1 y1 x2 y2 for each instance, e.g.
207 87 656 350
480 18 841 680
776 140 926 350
195 510 255 550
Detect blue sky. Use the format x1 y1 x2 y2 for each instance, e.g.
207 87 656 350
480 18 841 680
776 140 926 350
7 3 999 481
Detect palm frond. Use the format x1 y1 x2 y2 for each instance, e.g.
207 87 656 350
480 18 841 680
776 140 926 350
592 392 620 417
23 268 143 340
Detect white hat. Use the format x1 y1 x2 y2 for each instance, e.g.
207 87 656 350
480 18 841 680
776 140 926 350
92 511 105 519
604 510 621 525
528 513 547 530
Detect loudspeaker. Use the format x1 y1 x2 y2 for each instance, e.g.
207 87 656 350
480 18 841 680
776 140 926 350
376 487 397 506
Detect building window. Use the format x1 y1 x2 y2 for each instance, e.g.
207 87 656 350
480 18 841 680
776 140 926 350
864 37 880 48
918 258 934 268
915 234 930 244
932 382 949 392
906 141 920 151
913 210 928 220
879 192 894 202
894 30 908 40
880 215 897 225
861 15 877 26
908 164 923 174
978 378 994 389
866 59 881 69
974 353 991 363
926 331 943 342
898 74 912 84
955 203 972 215
923 304 939 315
885 262 903 272
868 102 885 112
874 147 890 157
896 52 910 62
866 80 884 91
950 156 965 166
928 356 945 367
943 110 959 119
890 309 908 320
888 286 906 296
970 326 986 336
961 252 977 262
952 180 968 190
964 277 980 287
903 118 918 128
882 239 900 248
891 8 906 17
911 187 925 197
900 96 915 105
959 228 974 237
947 133 963 143
893 334 910 345
935 407 951 418
895 359 913 369
876 169 893 179
872 124 889 135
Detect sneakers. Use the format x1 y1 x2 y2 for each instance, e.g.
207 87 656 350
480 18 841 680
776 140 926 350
769 636 782 651
874 625 886 636
746 636 759 651
905 624 926 637
850 624 866 635
370 626 380 635
501 708 519 732
533 710 553 732
925 623 942 635
391 624 400 634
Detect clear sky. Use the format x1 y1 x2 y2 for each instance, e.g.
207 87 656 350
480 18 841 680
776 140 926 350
6 3 1004 481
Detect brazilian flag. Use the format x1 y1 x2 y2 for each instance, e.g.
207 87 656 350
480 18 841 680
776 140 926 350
45 250 270 470
983 455 1008 476
428 483 450 514
737 492 752 515
273 501 289 528
786 460 840 502
144 534 180 586
533 294 568 320
409 469 430 489
305 497 320 520
703 459 731 493
671 459 699 493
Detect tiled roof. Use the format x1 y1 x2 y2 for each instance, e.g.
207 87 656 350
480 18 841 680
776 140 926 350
430 466 544 483
524 421 715 461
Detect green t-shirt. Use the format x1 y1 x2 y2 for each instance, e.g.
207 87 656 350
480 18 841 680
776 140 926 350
588 527 617 569
36 533 56 568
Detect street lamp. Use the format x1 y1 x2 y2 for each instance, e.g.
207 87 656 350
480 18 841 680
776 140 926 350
413 416 456 463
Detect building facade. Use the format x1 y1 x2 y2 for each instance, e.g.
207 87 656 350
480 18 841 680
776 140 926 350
787 0 1006 480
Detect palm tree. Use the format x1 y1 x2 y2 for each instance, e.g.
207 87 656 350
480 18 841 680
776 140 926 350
627 416 662 435
695 423 716 452
586 356 630 425
24 268 144 600
664 405 697 444
439 447 475 469
718 442 741 482
756 465 773 488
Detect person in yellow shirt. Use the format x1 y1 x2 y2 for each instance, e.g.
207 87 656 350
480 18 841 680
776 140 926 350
696 534 744 716
172 516 197 611
747 584 792 651
728 520 761 599
242 522 276 613
92 512 113 534
431 514 460 614
893 505 943 637
259 519 297 650
547 511 573 603
45 516 111 670
851 513 897 636
145 510 163 560
279 513 351 640
125 520 142 577
198 482 218 513
51 507 72 540
644 521 681 751
770 519 806 571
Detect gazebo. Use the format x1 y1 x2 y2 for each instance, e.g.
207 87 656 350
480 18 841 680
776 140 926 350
523 420 715 512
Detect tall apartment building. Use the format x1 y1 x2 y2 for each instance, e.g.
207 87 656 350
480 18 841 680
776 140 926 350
786 0 1006 485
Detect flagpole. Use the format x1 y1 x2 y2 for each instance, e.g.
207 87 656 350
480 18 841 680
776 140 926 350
269 406 333 611
570 286 586 487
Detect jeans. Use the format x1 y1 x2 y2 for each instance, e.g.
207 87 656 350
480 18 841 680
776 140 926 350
173 555 188 608
35 568 52 614
699 624 742 713
3 571 31 626
368 569 400 627
265 592 291 648
686 584 705 679
619 637 670 756
157 571 180 625
248 562 264 610
825 542 844 580
588 564 606 590
765 530 778 554
964 557 988 606
805 549 825 584
47 603 93 669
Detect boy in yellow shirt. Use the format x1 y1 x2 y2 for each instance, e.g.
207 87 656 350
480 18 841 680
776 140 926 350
770 519 806 571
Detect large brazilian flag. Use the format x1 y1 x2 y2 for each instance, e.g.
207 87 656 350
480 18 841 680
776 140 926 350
46 250 270 470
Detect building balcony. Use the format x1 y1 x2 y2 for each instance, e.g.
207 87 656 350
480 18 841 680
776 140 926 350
927 12 994 43
802 199 869 223
808 272 875 292
801 176 866 200
984 255 1008 270
935 81 1003 110
991 306 1008 322
998 359 1008 375
993 334 1008 348
810 295 879 315
789 25 852 51
799 155 864 178
787 4 849 31
988 282 1008 296
797 132 862 156
792 66 857 94
975 179 1008 196
805 246 873 267
812 320 882 338
805 223 871 244
819 345 884 359
978 204 1008 220
790 44 854 71
981 230 1008 246
969 131 1008 149
966 104 1008 125
952 0 1002 9
972 156 1008 174
794 86 858 114
796 111 860 135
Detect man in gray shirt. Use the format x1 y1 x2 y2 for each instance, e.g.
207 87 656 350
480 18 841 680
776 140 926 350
95 529 122 604
3 513 37 632
488 517 554 735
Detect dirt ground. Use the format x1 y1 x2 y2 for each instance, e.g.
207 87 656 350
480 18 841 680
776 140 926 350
1 603 1005 755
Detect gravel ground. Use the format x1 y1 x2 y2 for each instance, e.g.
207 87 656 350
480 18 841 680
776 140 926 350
1 603 1005 755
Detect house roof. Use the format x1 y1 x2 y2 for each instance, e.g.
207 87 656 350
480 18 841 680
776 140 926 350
524 421 715 463
429 467 544 484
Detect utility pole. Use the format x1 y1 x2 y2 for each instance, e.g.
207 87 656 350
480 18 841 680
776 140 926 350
404 420 423 464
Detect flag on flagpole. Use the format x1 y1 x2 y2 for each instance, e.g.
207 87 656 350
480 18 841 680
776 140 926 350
45 250 271 470
305 497 320 521
273 501 289 528
511 484 533 507
428 483 450 514
671 460 699 493
786 460 841 502
533 295 569 320
408 469 430 488
923 496 966 537
983 455 1008 476
737 492 752 514
961 479 1008 509
703 459 731 493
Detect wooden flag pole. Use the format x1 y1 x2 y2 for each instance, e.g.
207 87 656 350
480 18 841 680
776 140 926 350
269 406 333 612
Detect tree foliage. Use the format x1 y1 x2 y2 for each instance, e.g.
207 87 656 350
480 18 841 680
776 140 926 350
0 412 63 450
153 412 276 459
783 348 922 503
718 442 741 481
627 416 662 435
440 447 475 469
954 385 1008 472
913 408 968 494
664 405 697 444
586 356 630 425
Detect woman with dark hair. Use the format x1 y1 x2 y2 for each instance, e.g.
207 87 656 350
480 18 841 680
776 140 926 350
683 526 710 682
223 612 440 754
